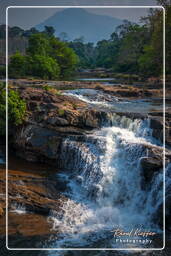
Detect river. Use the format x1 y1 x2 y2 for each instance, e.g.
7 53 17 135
1 85 171 255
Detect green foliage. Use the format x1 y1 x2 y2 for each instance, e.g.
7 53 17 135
96 37 119 69
44 26 55 37
58 109 65 116
165 4 171 75
43 85 52 91
9 52 26 78
9 29 78 80
27 33 51 56
28 55 60 80
8 90 26 126
138 45 156 77
50 37 78 78
0 83 26 136
8 6 170 79
69 41 96 69
69 11 167 78
115 23 150 73
43 85 61 95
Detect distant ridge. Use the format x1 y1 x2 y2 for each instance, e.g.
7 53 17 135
36 8 122 43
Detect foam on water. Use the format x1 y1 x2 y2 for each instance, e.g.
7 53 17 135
11 203 26 214
63 89 118 107
47 115 164 248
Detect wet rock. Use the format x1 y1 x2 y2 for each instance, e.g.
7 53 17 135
14 125 62 162
149 117 163 130
141 157 162 171
140 157 163 182
46 117 69 126
11 87 112 163
0 207 4 216
149 116 163 142
0 156 67 218
148 114 171 145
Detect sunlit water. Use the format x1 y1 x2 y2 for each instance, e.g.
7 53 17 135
45 114 166 250
6 88 170 253
64 89 163 114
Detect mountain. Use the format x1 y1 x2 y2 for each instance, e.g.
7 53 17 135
36 8 122 43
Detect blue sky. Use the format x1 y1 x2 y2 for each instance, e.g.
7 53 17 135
0 0 158 28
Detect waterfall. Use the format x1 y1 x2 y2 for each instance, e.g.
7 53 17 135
48 114 164 248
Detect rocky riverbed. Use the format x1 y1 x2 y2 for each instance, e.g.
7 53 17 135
0 81 171 251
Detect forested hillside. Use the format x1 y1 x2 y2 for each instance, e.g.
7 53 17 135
0 0 170 80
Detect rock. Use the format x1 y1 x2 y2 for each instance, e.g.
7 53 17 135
150 117 163 130
148 111 171 145
46 117 69 126
0 207 4 216
14 125 62 162
140 157 163 182
10 87 112 163
98 85 162 98
0 156 67 218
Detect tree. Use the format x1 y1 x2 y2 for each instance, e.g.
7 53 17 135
27 33 50 56
69 40 96 69
50 37 78 78
138 45 157 77
44 26 55 37
139 6 165 76
96 40 113 68
27 55 60 79
117 24 149 73
9 51 26 78
23 27 39 37
9 26 24 37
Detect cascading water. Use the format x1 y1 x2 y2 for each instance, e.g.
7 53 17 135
47 114 164 249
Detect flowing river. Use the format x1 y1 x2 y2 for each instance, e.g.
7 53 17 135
42 89 168 251
3 87 171 255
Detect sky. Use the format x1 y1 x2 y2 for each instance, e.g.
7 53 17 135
0 0 158 28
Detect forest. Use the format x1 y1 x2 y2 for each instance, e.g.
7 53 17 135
0 0 170 79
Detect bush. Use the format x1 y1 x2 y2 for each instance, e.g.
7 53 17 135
0 83 26 136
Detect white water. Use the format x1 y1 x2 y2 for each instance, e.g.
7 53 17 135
63 89 118 107
11 203 26 214
48 115 165 248
63 89 163 114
